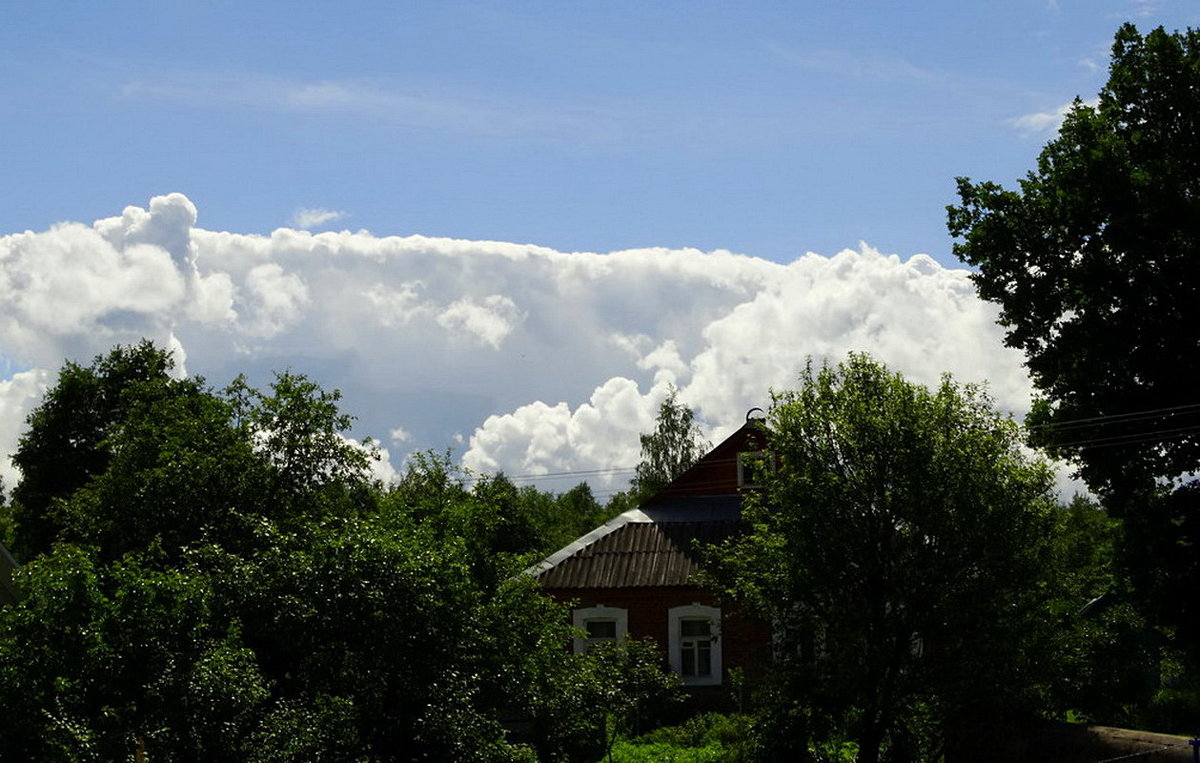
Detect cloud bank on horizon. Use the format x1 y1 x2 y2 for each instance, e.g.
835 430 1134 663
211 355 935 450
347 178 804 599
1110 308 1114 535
0 193 1056 496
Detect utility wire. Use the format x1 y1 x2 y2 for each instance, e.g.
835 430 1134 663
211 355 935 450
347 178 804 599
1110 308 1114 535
1025 402 1200 432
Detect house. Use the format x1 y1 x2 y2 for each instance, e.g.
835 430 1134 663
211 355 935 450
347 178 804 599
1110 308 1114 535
532 415 772 705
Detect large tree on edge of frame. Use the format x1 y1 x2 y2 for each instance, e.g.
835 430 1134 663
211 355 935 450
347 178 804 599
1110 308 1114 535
946 23 1200 655
711 355 1058 763
946 23 1200 498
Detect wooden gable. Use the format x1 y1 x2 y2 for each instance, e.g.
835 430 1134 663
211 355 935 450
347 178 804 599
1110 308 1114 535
644 418 767 503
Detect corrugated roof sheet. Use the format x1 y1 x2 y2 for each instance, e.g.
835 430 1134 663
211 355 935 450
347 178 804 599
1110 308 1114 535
533 422 760 589
537 520 736 588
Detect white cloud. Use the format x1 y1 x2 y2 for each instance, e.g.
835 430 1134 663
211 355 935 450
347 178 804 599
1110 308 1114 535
436 295 523 349
0 369 49 488
292 208 346 230
463 245 1040 487
0 215 187 368
242 263 310 338
463 375 664 488
95 192 198 266
0 194 1065 499
637 339 689 383
1011 98 1098 136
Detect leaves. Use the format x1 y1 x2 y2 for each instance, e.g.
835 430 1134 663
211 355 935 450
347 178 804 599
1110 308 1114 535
712 355 1059 760
948 22 1200 672
947 24 1200 498
632 386 710 500
0 342 628 761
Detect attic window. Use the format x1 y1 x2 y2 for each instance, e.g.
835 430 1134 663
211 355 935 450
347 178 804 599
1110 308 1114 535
738 451 768 488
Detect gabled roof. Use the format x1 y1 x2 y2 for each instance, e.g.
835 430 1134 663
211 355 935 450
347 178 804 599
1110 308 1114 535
645 419 767 503
537 519 734 588
534 419 764 589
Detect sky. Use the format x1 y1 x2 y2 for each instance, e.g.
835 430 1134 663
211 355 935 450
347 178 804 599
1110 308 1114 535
1 1 1196 497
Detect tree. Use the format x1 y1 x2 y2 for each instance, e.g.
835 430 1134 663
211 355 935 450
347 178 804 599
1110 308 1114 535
0 476 12 551
630 386 710 500
711 355 1059 762
946 23 1200 656
9 341 184 559
947 23 1200 497
0 342 669 760
226 371 375 505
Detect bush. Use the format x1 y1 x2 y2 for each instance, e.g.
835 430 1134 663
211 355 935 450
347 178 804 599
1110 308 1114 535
606 713 755 763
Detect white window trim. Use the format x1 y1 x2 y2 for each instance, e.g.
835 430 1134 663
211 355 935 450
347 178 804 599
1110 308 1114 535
668 603 722 686
572 605 628 653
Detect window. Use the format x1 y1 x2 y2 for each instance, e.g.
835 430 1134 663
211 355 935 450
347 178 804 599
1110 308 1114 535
586 619 618 641
572 605 628 653
668 604 722 686
738 451 768 488
680 619 713 677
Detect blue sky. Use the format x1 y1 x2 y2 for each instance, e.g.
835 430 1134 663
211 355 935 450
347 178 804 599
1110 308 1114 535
0 1 1195 495
4 1 1195 265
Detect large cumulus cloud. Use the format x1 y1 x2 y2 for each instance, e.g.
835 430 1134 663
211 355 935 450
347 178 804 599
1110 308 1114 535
0 193 1050 495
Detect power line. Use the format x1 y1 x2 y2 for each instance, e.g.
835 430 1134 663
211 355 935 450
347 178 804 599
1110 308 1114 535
1025 402 1200 432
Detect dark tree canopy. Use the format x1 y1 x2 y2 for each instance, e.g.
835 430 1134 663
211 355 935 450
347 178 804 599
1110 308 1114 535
9 341 185 559
948 24 1200 660
947 23 1200 497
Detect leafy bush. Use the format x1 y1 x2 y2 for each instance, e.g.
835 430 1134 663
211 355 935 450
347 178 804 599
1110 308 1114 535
606 713 755 763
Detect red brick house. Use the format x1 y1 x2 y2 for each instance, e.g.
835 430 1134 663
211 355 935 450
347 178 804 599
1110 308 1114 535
532 417 772 702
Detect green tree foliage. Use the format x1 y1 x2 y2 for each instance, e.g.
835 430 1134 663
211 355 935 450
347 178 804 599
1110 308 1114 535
0 475 12 551
946 23 1200 657
226 372 375 506
9 341 181 559
1039 497 1167 727
711 356 1059 762
524 638 681 762
383 451 612 564
628 387 710 502
0 342 660 761
539 482 614 553
947 23 1200 497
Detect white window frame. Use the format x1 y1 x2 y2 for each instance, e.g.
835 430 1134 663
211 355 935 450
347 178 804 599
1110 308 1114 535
668 603 722 686
572 605 628 653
